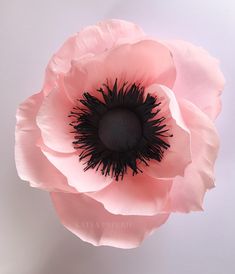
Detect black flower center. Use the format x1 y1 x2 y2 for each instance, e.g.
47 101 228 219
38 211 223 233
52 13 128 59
69 80 172 181
98 108 142 152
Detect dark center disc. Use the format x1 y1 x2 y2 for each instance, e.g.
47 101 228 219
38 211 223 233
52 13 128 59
98 108 142 152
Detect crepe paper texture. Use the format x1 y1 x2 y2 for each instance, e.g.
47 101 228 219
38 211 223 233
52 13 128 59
15 19 225 249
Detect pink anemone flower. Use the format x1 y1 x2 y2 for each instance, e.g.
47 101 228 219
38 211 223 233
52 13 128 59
15 19 225 249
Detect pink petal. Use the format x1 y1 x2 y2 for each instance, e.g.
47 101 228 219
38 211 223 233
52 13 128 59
15 93 76 193
142 84 191 179
168 99 220 212
164 40 225 120
87 172 172 216
43 19 145 95
51 192 170 248
36 81 75 153
40 144 112 193
64 40 176 102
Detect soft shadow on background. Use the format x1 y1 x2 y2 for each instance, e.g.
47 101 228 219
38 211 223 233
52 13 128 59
1 0 234 273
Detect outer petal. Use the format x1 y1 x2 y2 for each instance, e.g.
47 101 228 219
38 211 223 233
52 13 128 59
51 192 170 249
40 144 112 193
64 40 176 102
164 40 225 120
142 84 191 179
36 81 75 154
15 93 76 193
43 19 145 95
168 99 220 212
87 172 172 216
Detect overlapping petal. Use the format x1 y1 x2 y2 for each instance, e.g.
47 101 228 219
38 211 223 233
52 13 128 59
43 19 145 95
36 80 75 154
168 99 220 212
15 93 76 193
64 40 176 102
51 192 170 248
87 172 172 216
40 144 112 193
164 40 225 120
142 84 191 179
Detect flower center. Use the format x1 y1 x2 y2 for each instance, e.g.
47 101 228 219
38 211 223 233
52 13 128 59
98 108 142 152
69 80 172 181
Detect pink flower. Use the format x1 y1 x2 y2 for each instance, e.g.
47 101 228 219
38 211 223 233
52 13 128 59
15 19 225 248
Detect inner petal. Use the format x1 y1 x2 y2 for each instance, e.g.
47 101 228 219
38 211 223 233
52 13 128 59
64 39 176 102
141 84 192 179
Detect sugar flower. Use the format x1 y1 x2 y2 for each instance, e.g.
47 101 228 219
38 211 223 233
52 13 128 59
15 19 225 248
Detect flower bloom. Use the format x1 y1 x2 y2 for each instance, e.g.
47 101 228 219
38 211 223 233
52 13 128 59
15 19 225 248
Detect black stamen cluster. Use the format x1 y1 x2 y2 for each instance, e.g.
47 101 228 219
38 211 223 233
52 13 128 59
69 80 172 181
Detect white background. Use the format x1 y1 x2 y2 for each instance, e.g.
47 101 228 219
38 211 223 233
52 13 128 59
1 0 235 273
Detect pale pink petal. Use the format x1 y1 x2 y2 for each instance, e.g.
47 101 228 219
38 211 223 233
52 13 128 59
51 192 170 248
40 144 112 193
164 40 225 120
142 84 191 179
87 172 172 216
168 99 220 212
43 19 145 95
36 81 75 153
15 93 76 193
43 36 77 96
64 40 176 102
